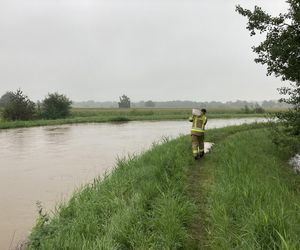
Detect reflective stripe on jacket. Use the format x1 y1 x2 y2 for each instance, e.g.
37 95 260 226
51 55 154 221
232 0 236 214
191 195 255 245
189 115 207 135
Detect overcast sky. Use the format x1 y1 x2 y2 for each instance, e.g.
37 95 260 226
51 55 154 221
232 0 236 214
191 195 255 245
0 0 289 102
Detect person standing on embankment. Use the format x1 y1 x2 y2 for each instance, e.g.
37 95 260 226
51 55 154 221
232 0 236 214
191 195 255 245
189 108 207 160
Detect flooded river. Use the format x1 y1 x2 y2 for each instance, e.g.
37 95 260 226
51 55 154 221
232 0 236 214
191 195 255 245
0 118 265 249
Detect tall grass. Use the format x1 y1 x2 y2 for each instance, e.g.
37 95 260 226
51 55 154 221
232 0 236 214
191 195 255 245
203 129 300 249
26 123 300 249
27 136 196 249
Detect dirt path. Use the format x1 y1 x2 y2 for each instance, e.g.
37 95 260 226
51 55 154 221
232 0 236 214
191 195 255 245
184 125 272 249
186 154 214 249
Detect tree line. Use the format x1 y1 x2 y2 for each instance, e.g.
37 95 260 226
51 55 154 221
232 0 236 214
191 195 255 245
73 98 287 110
0 90 72 121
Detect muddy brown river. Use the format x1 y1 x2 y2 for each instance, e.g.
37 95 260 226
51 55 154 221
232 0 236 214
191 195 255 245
0 118 265 249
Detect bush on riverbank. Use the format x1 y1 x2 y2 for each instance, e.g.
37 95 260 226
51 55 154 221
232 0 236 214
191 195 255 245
41 93 72 119
2 89 36 121
269 123 300 159
0 90 73 122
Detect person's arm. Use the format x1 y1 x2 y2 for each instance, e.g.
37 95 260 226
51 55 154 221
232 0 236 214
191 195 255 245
189 115 194 122
204 117 208 126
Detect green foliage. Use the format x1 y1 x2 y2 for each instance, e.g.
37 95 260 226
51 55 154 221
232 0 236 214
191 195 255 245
236 2 300 82
118 94 131 108
236 0 300 145
144 100 155 108
254 103 265 114
2 89 35 121
203 128 300 249
243 104 251 114
109 116 130 122
241 104 265 114
0 91 14 107
26 134 195 249
41 93 72 119
270 122 300 158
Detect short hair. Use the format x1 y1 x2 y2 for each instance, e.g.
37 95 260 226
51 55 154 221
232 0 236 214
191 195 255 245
201 108 207 114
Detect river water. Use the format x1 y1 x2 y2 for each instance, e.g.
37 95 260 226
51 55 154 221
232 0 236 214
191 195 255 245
0 118 265 249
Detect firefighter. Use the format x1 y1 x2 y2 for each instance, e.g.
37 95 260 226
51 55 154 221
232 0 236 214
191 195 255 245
189 108 207 160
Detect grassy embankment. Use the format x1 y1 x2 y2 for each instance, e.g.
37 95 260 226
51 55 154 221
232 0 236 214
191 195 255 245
0 108 268 129
26 123 300 249
188 126 300 249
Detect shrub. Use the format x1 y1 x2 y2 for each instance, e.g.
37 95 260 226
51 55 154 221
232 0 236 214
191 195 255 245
254 106 265 114
41 93 72 119
145 100 155 108
0 91 14 107
2 89 36 121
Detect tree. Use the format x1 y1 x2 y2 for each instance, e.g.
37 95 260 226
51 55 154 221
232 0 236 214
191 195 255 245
41 93 72 119
236 1 300 138
118 94 131 108
242 105 251 114
2 89 35 120
254 103 265 114
144 100 155 108
0 91 14 107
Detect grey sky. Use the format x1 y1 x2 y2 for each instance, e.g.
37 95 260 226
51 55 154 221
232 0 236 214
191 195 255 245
0 0 288 102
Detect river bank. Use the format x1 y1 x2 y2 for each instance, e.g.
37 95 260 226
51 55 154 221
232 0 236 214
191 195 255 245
1 118 265 249
25 122 300 249
0 108 267 130
187 125 300 249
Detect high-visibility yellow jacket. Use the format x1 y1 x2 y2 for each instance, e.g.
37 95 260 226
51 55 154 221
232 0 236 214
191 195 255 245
189 115 207 136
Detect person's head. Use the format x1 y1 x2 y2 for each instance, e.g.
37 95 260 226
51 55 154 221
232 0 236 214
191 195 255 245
201 108 207 115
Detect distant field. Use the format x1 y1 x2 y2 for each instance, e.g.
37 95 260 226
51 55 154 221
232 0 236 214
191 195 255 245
71 107 280 117
70 107 277 120
0 107 276 130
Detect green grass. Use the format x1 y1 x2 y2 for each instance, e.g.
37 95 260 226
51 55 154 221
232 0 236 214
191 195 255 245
0 108 268 130
26 123 300 249
27 135 196 249
191 127 300 249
